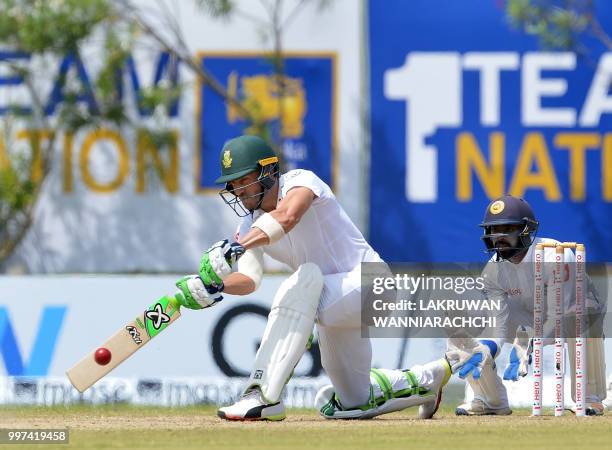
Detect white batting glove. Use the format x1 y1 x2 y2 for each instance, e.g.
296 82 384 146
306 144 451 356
199 240 246 286
175 275 223 310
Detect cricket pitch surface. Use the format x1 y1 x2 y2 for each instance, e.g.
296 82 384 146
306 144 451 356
2 404 612 450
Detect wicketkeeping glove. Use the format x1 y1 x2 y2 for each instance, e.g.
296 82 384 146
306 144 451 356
447 339 498 380
503 326 532 381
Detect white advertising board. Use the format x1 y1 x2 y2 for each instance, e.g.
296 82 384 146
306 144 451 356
0 275 445 379
1 275 610 407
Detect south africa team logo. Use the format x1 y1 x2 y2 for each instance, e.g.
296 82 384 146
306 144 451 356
222 149 233 168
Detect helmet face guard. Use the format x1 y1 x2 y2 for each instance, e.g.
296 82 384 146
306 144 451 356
480 218 539 260
219 162 279 217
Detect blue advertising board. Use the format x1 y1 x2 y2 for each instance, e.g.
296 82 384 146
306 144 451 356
197 52 336 191
0 306 66 376
369 0 612 261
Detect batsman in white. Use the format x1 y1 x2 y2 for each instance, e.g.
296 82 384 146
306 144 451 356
173 135 451 421
450 195 606 416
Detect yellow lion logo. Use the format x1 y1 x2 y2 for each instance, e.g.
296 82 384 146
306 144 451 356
226 72 307 138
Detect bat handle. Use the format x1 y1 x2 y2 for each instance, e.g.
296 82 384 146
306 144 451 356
168 292 182 311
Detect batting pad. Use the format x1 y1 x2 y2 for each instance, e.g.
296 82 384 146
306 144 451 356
568 337 607 402
247 263 323 403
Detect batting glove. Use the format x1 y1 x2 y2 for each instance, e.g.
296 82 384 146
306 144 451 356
199 239 245 286
175 275 223 310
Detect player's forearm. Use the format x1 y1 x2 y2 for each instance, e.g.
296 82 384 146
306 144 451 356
242 187 315 247
239 211 295 249
238 227 270 249
222 272 257 295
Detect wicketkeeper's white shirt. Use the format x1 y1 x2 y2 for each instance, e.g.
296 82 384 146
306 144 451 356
237 169 383 275
481 236 601 343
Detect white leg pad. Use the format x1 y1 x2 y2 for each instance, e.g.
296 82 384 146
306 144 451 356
247 263 323 403
465 364 508 408
568 337 607 402
449 338 508 408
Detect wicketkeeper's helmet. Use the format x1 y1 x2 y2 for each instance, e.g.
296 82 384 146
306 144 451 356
479 195 539 260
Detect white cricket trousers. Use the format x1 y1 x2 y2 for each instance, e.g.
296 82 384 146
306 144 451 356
315 265 436 408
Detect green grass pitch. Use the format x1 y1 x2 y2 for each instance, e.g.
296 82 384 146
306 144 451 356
2 403 611 450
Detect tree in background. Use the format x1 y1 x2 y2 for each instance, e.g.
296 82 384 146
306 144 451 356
0 0 330 269
0 0 189 266
0 0 120 264
196 0 332 150
506 0 612 52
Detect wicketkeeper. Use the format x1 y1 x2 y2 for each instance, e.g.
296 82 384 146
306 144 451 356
450 195 606 416
174 135 451 420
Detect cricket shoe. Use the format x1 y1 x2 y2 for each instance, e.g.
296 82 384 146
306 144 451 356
586 402 605 416
217 388 286 421
418 357 453 419
567 402 605 416
455 398 512 416
315 359 452 420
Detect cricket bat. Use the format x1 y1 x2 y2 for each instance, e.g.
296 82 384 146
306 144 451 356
66 294 181 393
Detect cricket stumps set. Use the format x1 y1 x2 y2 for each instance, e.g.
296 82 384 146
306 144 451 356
66 295 181 392
532 242 586 417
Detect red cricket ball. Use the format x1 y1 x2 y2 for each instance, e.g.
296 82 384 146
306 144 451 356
94 347 112 365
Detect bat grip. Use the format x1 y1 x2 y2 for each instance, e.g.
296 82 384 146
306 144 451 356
169 291 182 310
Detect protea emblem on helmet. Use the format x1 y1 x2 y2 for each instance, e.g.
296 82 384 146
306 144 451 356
222 149 233 168
489 200 505 215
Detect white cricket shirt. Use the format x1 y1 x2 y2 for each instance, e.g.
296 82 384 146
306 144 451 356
237 170 382 275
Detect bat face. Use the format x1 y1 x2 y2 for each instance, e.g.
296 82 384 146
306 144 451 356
66 295 181 393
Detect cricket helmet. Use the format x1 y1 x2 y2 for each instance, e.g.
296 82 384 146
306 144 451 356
479 195 539 260
216 135 280 216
